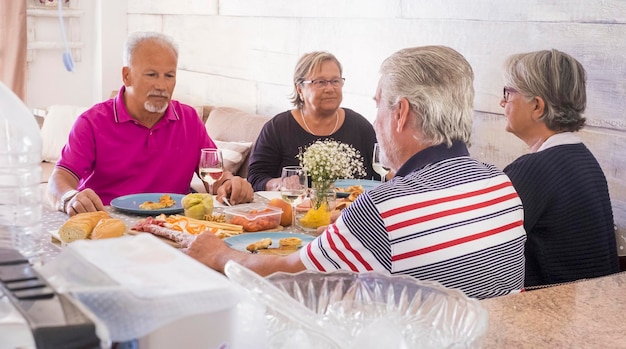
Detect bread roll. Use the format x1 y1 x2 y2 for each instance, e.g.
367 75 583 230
91 218 126 240
279 237 302 249
246 238 272 252
58 211 110 243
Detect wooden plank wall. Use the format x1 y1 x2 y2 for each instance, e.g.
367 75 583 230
127 0 626 255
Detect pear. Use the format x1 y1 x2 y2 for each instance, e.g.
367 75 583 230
182 196 202 207
182 193 214 220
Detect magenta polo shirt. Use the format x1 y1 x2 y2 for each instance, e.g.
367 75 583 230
56 86 215 205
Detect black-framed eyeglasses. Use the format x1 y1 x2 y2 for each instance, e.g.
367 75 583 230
503 87 518 103
301 78 345 88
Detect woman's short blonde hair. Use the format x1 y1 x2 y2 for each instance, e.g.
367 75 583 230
289 51 343 108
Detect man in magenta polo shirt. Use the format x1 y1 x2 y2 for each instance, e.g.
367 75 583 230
48 31 253 216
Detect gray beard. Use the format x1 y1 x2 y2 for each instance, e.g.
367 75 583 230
145 101 168 113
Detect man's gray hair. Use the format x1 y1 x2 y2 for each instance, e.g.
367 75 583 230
379 46 474 146
123 31 179 66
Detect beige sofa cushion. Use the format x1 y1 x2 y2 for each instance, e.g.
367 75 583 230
214 140 253 175
204 107 272 178
40 105 89 162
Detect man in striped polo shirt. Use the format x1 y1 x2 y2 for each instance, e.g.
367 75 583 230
189 46 527 300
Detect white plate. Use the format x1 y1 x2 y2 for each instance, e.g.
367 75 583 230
255 191 281 201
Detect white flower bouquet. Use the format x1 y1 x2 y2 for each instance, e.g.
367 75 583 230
297 139 366 183
296 139 366 227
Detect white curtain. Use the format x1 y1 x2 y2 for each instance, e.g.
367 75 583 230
0 0 27 101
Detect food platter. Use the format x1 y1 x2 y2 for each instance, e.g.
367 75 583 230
110 193 185 215
224 232 315 254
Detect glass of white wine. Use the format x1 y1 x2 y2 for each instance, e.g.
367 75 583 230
280 166 308 227
372 143 389 182
199 148 224 194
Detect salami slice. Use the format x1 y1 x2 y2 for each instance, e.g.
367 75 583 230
132 220 196 248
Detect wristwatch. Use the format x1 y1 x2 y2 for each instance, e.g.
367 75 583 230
58 189 79 213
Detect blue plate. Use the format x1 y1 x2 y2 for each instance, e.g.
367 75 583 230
334 179 382 197
225 232 315 253
110 193 185 215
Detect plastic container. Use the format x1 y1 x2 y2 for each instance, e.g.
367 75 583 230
0 82 43 262
225 204 282 232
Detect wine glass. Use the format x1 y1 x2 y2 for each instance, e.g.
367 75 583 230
199 148 224 194
280 166 308 227
372 143 389 182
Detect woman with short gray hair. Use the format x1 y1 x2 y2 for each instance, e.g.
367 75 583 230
500 49 619 287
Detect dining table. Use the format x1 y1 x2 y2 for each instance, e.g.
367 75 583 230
38 191 626 348
480 271 626 348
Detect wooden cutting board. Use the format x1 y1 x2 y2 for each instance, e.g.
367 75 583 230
127 230 181 248
127 225 285 249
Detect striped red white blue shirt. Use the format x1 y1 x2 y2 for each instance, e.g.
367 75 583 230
300 142 526 300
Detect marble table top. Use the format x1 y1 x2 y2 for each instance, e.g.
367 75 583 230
480 272 626 348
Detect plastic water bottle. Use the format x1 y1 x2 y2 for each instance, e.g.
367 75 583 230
0 81 43 262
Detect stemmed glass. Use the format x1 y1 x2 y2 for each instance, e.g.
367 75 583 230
372 143 389 182
280 166 308 227
199 148 224 194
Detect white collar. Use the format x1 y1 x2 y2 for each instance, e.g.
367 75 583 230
537 132 582 152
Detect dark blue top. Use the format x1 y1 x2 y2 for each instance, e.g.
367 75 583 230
395 141 469 177
503 143 619 287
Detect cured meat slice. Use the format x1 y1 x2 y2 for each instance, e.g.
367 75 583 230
132 220 195 248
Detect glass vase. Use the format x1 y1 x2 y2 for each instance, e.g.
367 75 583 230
297 180 337 231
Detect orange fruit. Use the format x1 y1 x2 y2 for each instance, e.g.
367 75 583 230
268 198 293 226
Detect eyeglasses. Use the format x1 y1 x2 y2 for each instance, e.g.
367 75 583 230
503 87 518 103
301 78 345 88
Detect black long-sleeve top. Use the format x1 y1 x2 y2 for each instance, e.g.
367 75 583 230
247 108 378 191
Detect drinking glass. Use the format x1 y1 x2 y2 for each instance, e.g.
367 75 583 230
199 148 224 194
280 166 308 227
372 143 389 182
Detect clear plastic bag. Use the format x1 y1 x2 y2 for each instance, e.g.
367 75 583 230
39 234 240 342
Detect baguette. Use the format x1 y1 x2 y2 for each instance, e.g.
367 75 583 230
58 211 110 243
170 214 244 233
91 218 126 240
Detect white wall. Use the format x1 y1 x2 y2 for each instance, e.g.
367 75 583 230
25 0 127 109
93 0 128 102
25 0 626 254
